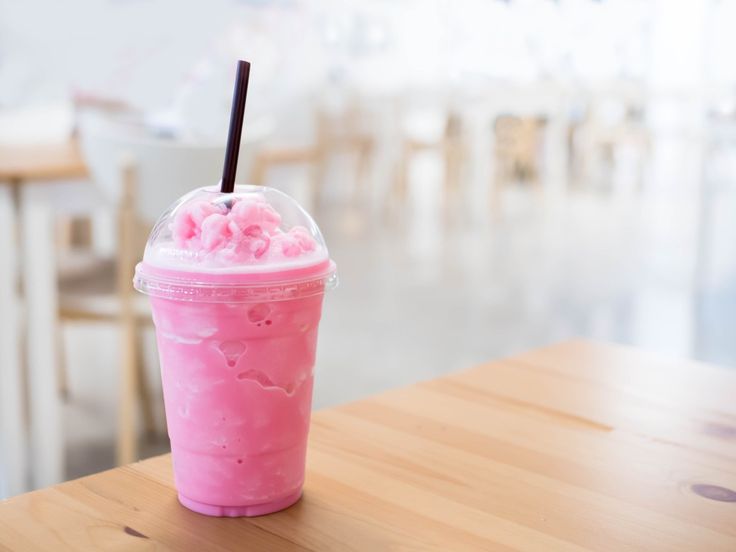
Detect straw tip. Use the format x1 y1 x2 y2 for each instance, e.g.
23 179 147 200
220 59 252 194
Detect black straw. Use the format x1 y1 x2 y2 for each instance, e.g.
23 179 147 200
220 60 251 193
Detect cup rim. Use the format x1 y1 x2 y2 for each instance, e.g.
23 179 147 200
133 259 337 303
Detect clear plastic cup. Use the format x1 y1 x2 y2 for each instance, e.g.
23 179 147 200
134 185 336 517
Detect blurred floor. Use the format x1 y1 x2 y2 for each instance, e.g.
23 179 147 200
63 134 736 480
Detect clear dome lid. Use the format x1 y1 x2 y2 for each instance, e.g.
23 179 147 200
134 185 336 302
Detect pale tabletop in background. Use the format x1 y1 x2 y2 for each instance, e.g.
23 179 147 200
0 141 87 183
1 340 735 551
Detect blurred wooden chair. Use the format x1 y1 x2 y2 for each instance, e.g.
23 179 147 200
56 162 153 468
569 95 650 191
317 103 374 199
249 100 321 197
67 113 226 465
491 115 547 206
249 143 324 200
394 105 466 204
249 101 374 203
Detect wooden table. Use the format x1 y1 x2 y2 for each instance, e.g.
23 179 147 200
0 142 87 183
1 340 735 551
0 141 88 496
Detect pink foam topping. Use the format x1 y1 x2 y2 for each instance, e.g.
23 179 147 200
169 195 318 267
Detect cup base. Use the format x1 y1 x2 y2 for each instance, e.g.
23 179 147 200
177 489 302 517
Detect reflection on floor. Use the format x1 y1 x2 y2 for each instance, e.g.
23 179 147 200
63 149 736 480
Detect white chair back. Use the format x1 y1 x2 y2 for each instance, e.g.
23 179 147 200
79 112 226 224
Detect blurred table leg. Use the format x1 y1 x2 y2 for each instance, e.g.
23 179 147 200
0 183 27 497
544 111 569 196
21 184 63 488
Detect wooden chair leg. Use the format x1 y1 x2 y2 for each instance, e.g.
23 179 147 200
447 142 464 192
249 154 267 186
355 139 373 199
55 216 73 250
117 310 137 466
394 144 410 205
442 142 462 222
56 323 69 401
135 325 156 438
310 151 327 208
116 159 138 466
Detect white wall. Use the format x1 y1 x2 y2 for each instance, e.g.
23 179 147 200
0 0 731 128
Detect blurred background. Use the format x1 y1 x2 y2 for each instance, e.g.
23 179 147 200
2 0 736 496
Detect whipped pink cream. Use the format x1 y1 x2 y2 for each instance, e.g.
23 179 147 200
157 194 321 269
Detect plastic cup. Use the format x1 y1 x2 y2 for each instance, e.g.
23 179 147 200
134 185 336 517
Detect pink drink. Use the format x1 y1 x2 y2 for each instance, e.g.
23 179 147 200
134 185 336 517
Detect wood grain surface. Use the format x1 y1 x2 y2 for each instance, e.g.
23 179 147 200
1 340 735 551
0 141 87 183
